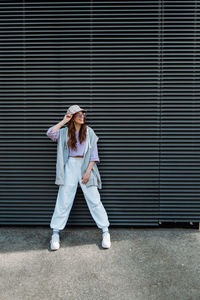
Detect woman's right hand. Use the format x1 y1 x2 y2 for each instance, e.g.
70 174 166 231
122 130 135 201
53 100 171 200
62 113 73 124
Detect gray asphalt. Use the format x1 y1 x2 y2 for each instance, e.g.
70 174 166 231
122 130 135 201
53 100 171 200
0 226 200 300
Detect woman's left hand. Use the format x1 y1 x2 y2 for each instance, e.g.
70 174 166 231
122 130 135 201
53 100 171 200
81 171 90 184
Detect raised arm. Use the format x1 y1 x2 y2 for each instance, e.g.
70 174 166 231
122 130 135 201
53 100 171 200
46 126 60 142
46 113 73 142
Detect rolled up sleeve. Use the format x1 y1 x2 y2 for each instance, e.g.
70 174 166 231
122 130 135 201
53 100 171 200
46 126 59 142
89 142 100 163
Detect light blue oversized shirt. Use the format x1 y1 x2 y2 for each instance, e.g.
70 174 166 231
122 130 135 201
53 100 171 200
46 125 102 189
46 126 100 162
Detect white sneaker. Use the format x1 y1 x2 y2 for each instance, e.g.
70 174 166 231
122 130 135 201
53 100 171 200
50 233 60 251
102 231 111 249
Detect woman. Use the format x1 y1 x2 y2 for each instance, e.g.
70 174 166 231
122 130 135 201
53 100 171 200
46 104 111 250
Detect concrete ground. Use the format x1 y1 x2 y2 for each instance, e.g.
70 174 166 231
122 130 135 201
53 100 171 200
0 226 200 300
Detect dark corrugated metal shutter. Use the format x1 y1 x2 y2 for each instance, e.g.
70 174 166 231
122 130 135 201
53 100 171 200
90 0 160 226
0 1 199 226
159 0 200 223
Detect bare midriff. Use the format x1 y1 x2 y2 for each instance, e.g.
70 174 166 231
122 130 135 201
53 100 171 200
69 155 84 158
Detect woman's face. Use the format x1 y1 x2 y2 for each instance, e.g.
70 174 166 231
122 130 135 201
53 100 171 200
73 111 86 125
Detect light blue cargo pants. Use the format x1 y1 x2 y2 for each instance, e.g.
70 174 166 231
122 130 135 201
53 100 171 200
50 156 110 231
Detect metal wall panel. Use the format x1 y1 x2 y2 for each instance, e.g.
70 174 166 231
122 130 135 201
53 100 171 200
90 1 160 226
159 0 200 223
0 0 199 226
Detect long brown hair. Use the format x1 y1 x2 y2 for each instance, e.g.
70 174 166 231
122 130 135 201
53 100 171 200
67 115 87 151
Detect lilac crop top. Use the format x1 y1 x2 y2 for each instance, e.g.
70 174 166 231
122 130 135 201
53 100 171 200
46 126 100 163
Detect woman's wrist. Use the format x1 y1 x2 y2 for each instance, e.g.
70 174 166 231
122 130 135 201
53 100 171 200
86 161 95 173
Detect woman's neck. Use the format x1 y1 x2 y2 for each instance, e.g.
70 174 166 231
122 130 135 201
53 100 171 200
74 124 81 133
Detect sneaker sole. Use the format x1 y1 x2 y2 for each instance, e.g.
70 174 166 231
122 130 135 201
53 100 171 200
102 243 111 249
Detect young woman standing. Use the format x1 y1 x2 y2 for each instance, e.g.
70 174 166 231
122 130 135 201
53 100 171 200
46 105 111 250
